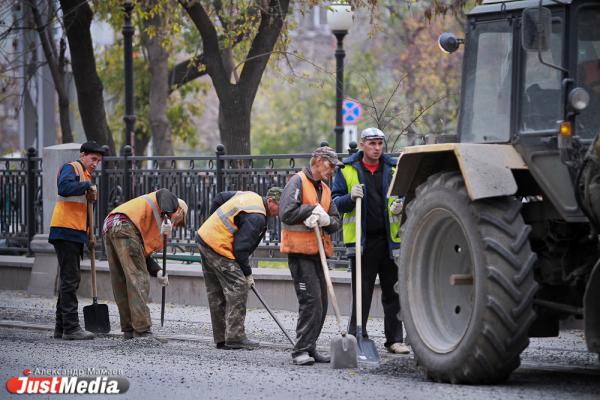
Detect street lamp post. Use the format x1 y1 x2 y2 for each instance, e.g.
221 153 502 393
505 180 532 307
123 0 135 153
327 3 353 153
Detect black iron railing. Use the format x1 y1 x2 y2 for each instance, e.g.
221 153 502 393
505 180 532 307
0 148 43 254
0 143 394 268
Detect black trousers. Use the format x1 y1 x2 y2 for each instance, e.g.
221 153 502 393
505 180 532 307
348 236 404 347
288 254 328 358
53 240 83 333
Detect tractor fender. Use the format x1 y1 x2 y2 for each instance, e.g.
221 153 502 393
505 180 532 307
388 143 528 200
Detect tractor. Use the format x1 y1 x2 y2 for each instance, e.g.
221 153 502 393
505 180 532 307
389 0 600 383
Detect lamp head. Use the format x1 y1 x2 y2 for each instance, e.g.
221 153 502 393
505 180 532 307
327 3 353 33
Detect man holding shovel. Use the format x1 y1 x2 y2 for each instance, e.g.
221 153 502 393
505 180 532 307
102 190 187 339
196 188 282 350
280 146 342 366
332 127 409 355
49 141 106 340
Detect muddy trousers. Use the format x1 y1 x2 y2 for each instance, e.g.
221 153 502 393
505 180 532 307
104 221 152 334
348 236 404 347
53 240 83 334
288 254 328 358
199 243 250 344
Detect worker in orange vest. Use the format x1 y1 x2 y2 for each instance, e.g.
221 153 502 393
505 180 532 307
49 141 106 341
197 188 282 350
279 146 342 365
102 190 188 340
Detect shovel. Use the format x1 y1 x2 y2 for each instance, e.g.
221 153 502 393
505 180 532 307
354 197 380 366
160 229 168 327
251 285 295 346
314 226 358 369
83 200 110 334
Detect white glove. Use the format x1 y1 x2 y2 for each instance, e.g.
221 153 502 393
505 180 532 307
246 275 255 288
390 198 404 215
160 218 172 237
312 204 331 227
350 184 364 201
303 214 319 228
156 273 169 287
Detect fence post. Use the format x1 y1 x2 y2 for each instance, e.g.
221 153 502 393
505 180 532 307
26 147 37 256
216 144 225 193
348 141 358 154
122 145 132 201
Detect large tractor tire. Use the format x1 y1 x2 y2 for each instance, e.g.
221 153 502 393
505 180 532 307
398 171 539 384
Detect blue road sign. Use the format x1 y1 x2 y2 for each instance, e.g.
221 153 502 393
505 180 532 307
342 98 362 125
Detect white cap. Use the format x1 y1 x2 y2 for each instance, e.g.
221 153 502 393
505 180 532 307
360 127 385 140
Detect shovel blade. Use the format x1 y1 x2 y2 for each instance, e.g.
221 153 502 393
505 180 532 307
330 334 358 369
83 303 110 334
357 336 380 366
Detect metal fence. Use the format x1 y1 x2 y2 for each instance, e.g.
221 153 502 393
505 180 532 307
0 144 373 267
0 148 42 255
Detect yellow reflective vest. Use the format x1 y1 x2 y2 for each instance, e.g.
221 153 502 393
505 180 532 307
108 191 164 257
340 165 401 245
198 192 266 259
50 161 91 232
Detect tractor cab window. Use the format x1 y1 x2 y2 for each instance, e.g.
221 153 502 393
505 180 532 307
459 20 513 143
575 6 600 139
520 19 563 133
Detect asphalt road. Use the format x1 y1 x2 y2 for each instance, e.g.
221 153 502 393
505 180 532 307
1 290 599 400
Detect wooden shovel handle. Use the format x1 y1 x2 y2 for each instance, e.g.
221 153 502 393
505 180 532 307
87 201 97 300
314 226 345 334
355 197 362 327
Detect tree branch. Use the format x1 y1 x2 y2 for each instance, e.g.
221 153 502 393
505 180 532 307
168 54 207 93
238 0 290 100
178 0 229 95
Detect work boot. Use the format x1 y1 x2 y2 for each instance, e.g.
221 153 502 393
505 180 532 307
224 338 259 350
386 342 410 354
62 328 95 340
292 352 315 366
53 327 63 339
216 342 226 349
123 331 134 340
134 330 167 343
310 351 331 363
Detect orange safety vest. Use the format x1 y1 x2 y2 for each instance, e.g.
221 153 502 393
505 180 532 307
108 191 164 257
197 192 266 259
280 171 333 257
50 161 92 232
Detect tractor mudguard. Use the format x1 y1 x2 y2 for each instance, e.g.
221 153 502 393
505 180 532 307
388 143 527 200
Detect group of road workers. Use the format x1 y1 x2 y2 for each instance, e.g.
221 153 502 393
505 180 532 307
48 127 410 366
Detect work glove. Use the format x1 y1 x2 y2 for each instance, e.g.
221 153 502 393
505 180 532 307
303 214 319 229
390 198 404 215
312 204 330 227
160 218 173 238
350 184 364 201
86 185 97 202
156 272 169 287
246 275 255 288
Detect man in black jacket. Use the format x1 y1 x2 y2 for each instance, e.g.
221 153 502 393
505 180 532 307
196 188 282 350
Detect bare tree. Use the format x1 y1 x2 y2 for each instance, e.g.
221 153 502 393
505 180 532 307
178 0 290 155
140 0 174 158
26 0 73 143
59 0 115 154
